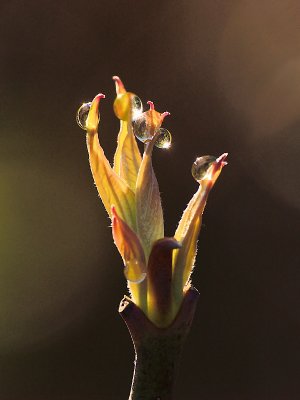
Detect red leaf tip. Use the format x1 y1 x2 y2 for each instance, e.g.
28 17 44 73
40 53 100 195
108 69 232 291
111 205 117 216
216 153 228 167
161 111 170 121
147 100 155 110
96 93 106 100
112 76 126 94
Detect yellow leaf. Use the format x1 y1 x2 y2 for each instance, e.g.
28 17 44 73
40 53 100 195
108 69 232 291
111 206 147 310
119 124 142 192
111 206 146 283
113 120 128 175
172 154 228 305
112 76 142 192
86 93 136 230
113 119 142 192
172 185 207 304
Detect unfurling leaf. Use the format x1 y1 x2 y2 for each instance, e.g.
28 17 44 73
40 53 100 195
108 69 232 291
86 93 136 231
172 154 228 305
135 137 164 258
113 76 142 192
111 206 146 284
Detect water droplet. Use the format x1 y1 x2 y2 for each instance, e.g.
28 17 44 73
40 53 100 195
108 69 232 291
131 95 143 120
154 128 172 149
113 93 143 121
124 260 147 283
132 108 167 144
132 114 153 143
191 155 217 181
76 102 91 130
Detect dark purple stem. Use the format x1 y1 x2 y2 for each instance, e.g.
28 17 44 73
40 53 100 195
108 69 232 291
119 286 200 400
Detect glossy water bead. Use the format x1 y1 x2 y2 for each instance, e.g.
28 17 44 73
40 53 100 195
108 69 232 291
131 95 143 119
191 155 217 181
76 102 92 130
132 114 152 143
154 128 172 149
124 260 147 284
133 111 162 143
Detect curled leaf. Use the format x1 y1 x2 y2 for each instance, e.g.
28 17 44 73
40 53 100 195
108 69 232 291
172 154 228 304
119 125 142 192
147 238 181 327
172 185 207 305
111 206 146 284
86 93 136 230
134 105 170 257
113 76 142 192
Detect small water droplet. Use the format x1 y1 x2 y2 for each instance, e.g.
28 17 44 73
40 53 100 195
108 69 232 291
191 155 217 181
132 114 153 143
124 260 147 283
76 102 91 130
154 128 172 149
113 93 143 121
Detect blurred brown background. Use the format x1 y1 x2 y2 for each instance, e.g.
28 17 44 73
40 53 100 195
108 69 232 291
0 1 299 399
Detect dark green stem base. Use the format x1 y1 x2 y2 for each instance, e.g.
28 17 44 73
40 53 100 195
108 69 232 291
119 287 199 400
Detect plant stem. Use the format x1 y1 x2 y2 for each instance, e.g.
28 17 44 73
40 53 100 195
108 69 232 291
119 286 199 400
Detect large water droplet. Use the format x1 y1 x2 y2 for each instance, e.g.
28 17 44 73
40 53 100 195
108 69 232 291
131 95 143 120
191 155 217 181
124 260 147 283
154 128 172 149
132 114 153 143
132 107 168 144
113 93 143 121
76 102 91 130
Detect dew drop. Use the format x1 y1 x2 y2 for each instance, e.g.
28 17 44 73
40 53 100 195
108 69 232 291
132 114 153 143
154 128 172 149
76 102 91 130
113 93 143 121
191 155 217 181
131 95 143 120
124 260 147 284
